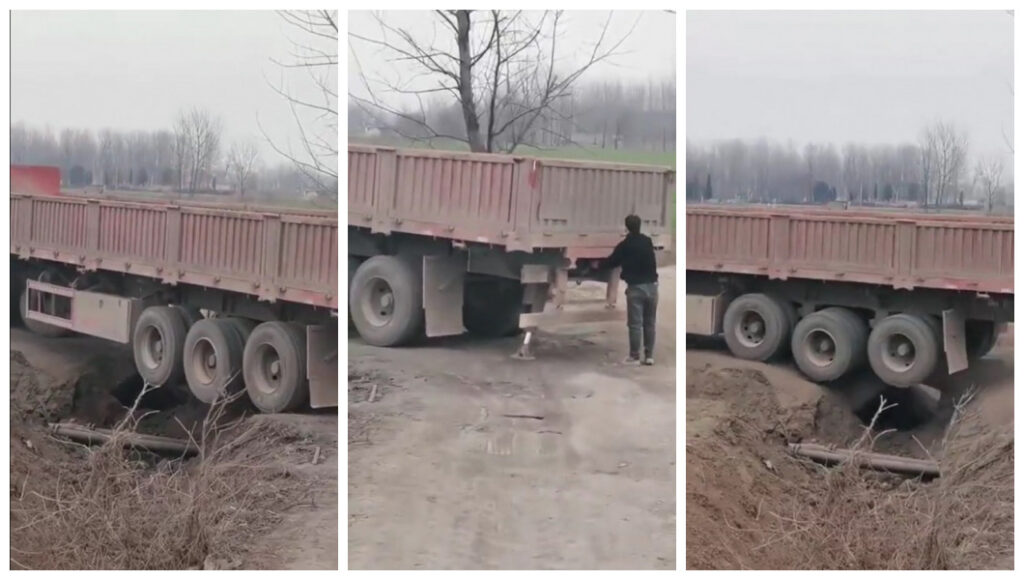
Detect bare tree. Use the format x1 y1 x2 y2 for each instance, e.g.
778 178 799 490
227 140 261 196
974 157 1004 212
920 121 968 206
263 10 338 194
350 10 639 153
173 107 222 193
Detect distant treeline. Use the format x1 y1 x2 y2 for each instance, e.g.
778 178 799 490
10 120 323 196
687 123 1011 209
350 79 676 153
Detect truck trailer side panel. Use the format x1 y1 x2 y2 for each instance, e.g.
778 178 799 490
687 207 1013 295
11 194 339 310
348 144 674 258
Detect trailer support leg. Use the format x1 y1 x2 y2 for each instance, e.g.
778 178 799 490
512 329 536 360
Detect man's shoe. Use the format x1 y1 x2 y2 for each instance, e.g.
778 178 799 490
642 357 654 366
623 356 641 365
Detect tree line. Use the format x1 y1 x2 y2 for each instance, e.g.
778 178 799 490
11 112 319 196
350 78 675 153
686 121 1010 211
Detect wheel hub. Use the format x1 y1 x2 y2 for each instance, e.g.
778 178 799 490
361 278 396 327
882 333 916 372
190 337 219 386
252 344 284 395
737 311 767 348
141 326 165 370
804 328 837 367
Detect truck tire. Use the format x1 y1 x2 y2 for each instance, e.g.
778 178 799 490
867 313 940 387
350 255 424 346
965 320 998 360
243 321 309 413
19 287 71 338
133 306 188 387
464 279 524 338
722 293 792 361
183 318 247 403
791 307 867 382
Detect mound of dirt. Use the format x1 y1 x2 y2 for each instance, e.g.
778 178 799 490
686 355 1014 570
685 363 825 569
11 342 337 570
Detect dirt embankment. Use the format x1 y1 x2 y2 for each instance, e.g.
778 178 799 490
10 330 338 570
686 339 1013 570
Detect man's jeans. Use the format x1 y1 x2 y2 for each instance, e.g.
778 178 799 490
625 282 658 358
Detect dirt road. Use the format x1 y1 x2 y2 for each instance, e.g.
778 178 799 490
10 328 338 570
348 267 677 570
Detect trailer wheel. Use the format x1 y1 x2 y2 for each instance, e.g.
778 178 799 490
791 307 867 382
133 306 189 387
722 293 792 361
867 314 939 387
350 255 424 346
183 318 247 403
464 279 524 338
965 320 998 360
243 321 308 413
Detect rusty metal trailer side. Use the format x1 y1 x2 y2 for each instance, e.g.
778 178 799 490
686 206 1014 295
348 144 674 259
11 193 339 310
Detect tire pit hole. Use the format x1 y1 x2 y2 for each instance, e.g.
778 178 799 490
110 374 185 411
853 386 938 432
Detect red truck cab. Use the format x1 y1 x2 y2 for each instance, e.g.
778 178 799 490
11 165 61 196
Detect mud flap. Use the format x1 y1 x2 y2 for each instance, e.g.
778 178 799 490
942 308 968 374
423 253 466 338
307 325 338 408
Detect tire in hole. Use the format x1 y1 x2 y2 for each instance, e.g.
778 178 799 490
349 255 424 346
243 321 309 413
791 307 867 382
722 293 793 361
867 313 940 388
183 318 246 403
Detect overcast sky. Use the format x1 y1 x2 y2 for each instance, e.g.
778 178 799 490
349 10 675 107
11 10 336 162
688 10 1013 168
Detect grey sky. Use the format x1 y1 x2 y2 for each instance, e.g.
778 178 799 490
12 10 335 163
687 10 1013 168
348 10 675 107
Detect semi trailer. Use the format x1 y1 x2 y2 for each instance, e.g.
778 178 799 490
685 204 1013 387
347 144 674 352
11 170 339 413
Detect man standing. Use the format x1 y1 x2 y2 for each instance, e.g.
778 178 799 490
605 214 658 365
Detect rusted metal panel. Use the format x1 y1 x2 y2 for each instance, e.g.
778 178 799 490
11 165 61 196
348 144 675 256
11 193 338 310
686 206 1014 294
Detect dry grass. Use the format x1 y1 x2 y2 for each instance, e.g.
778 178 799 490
760 392 1014 570
10 387 310 570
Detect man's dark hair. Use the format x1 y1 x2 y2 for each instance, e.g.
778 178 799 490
625 214 641 234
